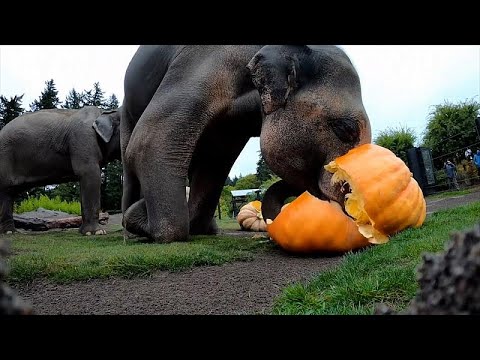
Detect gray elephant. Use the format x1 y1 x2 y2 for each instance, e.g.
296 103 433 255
121 45 372 243
0 106 121 235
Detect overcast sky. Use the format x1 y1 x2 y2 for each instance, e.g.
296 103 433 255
1 45 479 178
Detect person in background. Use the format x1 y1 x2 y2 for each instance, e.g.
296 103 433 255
465 148 473 161
473 150 480 177
444 159 460 191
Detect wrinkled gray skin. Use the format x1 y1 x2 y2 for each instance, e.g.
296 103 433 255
121 45 372 243
0 106 121 235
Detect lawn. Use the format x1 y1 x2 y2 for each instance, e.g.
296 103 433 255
425 185 480 200
3 217 271 284
271 201 480 315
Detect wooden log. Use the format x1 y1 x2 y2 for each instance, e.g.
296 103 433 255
13 212 110 231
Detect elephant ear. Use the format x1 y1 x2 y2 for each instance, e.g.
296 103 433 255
93 109 117 143
247 45 311 115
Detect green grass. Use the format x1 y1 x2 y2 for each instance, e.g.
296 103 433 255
426 186 480 200
4 230 271 284
15 195 81 215
216 217 241 231
272 201 480 315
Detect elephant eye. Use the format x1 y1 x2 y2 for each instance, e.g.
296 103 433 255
328 116 360 144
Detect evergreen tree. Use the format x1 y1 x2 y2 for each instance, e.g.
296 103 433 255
0 94 24 129
101 160 123 211
30 79 61 111
83 82 105 107
62 88 84 109
104 94 119 110
256 151 274 182
224 176 233 186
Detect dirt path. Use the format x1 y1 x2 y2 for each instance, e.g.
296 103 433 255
11 191 480 315
14 250 339 315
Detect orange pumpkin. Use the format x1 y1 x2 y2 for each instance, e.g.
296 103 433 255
266 192 370 253
237 200 267 232
324 143 426 244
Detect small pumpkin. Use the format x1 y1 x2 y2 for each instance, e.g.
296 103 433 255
237 200 267 232
324 143 426 244
266 191 370 253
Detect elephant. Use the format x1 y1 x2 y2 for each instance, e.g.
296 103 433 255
121 45 372 243
0 106 121 235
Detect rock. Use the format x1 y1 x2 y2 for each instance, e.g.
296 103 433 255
376 223 480 315
13 211 110 231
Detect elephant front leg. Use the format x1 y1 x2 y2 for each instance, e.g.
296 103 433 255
123 164 189 243
122 101 207 243
77 168 106 236
120 106 142 215
0 191 15 234
188 131 251 235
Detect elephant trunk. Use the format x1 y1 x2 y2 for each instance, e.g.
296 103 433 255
261 180 303 222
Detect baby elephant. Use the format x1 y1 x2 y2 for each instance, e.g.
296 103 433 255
0 106 121 235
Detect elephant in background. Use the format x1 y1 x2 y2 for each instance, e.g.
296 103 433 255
0 106 121 235
121 45 372 243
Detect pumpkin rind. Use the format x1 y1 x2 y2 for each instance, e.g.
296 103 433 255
237 201 267 232
266 191 370 253
325 143 426 244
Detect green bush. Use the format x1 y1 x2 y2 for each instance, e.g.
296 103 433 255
457 160 477 186
217 185 234 218
14 195 81 215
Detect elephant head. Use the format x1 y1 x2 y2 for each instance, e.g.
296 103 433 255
247 45 371 219
93 107 122 162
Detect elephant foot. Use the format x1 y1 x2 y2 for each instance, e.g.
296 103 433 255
123 199 152 240
124 199 189 243
0 222 16 235
190 217 218 235
85 229 107 236
79 223 106 236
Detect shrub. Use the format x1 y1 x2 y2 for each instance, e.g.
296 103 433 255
14 195 81 215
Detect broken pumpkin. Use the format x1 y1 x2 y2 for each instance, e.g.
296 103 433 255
324 143 426 244
266 191 370 253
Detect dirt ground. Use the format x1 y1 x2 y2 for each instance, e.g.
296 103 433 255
11 191 480 315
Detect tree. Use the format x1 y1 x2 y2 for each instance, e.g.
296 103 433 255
104 94 119 110
234 173 261 190
49 182 81 203
231 175 239 186
62 88 84 109
83 82 105 108
423 99 480 168
0 94 24 129
256 151 274 182
224 176 233 186
374 125 417 164
101 160 123 211
30 79 61 111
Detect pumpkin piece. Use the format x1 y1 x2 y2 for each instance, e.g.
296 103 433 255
266 191 370 253
237 201 267 232
324 143 426 244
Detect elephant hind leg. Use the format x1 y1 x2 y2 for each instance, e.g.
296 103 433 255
0 191 15 234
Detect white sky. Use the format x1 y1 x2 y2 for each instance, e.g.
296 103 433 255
1 45 479 178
